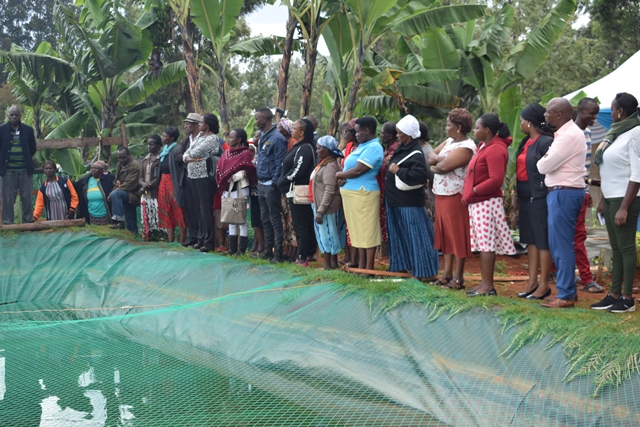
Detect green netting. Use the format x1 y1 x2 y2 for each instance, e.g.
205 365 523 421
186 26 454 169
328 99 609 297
0 232 639 426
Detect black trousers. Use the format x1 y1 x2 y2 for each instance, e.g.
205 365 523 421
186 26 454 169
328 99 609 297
258 183 283 257
186 177 215 248
289 201 317 259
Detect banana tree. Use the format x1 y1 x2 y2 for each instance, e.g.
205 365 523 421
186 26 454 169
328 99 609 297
190 0 244 136
0 42 74 138
338 0 486 122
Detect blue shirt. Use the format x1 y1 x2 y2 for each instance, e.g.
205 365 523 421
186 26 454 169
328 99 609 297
342 138 383 191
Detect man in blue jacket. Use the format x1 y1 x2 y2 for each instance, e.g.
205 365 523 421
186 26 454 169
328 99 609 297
254 107 287 263
0 106 37 224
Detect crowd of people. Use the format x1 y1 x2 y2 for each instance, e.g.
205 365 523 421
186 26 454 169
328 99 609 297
1 92 639 313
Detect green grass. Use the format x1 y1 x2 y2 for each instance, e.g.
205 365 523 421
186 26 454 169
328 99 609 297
4 226 640 397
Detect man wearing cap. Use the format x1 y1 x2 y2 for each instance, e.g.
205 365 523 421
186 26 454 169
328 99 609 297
181 112 202 247
0 106 37 224
253 107 288 262
537 98 587 308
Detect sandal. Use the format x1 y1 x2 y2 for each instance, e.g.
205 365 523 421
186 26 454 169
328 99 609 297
579 281 604 293
431 276 453 286
441 278 465 290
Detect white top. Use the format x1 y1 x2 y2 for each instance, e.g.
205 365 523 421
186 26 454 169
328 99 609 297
600 126 640 199
433 137 476 196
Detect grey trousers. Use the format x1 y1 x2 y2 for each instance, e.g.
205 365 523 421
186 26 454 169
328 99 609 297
2 170 34 224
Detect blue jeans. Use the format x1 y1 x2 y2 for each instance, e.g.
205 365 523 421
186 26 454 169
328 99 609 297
547 188 584 300
110 190 138 235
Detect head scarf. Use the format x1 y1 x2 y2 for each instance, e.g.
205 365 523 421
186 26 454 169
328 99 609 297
317 135 344 158
92 160 109 174
396 115 421 139
279 118 294 136
343 118 358 131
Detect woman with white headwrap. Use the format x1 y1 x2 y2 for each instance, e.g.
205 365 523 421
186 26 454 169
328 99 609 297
311 135 346 269
385 114 439 280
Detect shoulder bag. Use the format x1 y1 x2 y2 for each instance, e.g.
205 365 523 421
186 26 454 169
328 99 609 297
221 180 247 224
394 150 424 191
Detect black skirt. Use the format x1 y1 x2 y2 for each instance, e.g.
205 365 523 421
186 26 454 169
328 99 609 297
517 181 549 250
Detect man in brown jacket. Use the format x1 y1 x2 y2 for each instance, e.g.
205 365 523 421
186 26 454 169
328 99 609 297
109 146 141 233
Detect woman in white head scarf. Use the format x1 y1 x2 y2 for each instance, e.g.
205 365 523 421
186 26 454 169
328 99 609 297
384 115 439 280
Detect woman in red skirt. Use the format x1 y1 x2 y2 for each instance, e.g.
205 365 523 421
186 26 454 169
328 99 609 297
157 127 187 244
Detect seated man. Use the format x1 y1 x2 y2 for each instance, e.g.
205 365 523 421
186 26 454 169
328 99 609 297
109 147 141 233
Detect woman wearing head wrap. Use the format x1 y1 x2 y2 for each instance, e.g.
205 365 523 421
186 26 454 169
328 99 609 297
427 108 476 290
311 135 346 269
462 114 516 297
385 114 439 280
591 93 640 313
278 118 296 151
73 160 115 225
515 103 554 300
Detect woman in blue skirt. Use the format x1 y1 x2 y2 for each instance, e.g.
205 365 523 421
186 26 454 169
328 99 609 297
385 115 440 280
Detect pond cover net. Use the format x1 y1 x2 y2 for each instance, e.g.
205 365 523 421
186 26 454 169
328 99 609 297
0 232 639 426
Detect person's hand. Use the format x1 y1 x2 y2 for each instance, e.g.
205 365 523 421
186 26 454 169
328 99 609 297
596 197 604 216
315 212 323 224
337 178 346 187
116 180 121 187
388 163 399 174
586 193 593 208
615 207 628 226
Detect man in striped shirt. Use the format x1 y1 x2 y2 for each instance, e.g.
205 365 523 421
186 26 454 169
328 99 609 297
0 106 37 224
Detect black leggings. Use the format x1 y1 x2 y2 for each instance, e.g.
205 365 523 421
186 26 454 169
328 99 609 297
289 201 317 259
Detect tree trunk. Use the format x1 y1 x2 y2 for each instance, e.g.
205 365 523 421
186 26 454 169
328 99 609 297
328 92 341 140
300 26 320 118
217 60 230 137
33 109 42 139
181 17 204 115
343 61 363 123
275 9 297 121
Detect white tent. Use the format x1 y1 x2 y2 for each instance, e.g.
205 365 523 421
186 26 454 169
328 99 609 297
564 50 640 143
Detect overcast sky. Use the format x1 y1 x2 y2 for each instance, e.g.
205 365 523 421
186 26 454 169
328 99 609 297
244 1 330 56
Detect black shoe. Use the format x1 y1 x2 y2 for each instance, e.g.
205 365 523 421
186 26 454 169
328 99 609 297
189 243 200 250
526 288 552 300
182 240 197 248
250 250 272 260
109 221 125 229
227 235 238 256
518 284 538 298
591 293 619 310
608 296 636 313
269 256 284 264
199 246 211 253
238 236 248 255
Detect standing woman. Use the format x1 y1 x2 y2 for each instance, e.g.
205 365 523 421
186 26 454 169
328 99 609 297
385 115 439 280
378 121 398 249
591 93 640 313
336 116 384 273
277 118 317 266
278 118 298 262
158 127 187 244
462 114 516 296
311 136 346 269
428 108 476 289
339 119 359 267
216 129 257 255
183 113 220 252
140 134 163 241
74 160 114 225
33 160 79 221
515 104 554 299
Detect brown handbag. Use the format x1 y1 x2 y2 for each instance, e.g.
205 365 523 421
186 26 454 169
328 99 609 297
220 181 247 224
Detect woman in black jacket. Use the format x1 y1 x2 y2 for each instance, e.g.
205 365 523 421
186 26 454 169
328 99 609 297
74 160 115 225
515 103 554 300
277 118 317 266
385 115 439 280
